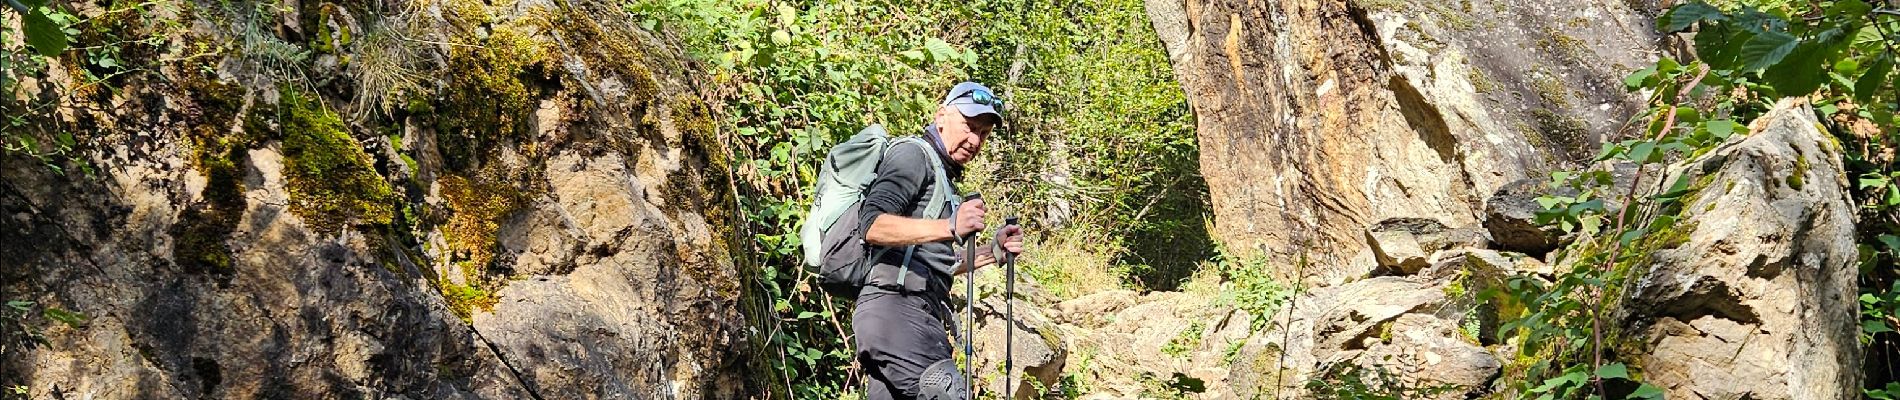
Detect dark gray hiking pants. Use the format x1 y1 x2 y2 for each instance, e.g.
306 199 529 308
854 291 955 400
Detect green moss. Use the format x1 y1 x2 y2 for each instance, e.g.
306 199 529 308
1788 153 1810 190
274 88 397 233
1161 322 1206 358
1530 71 1575 109
1442 269 1470 298
1536 27 1590 61
309 3 353 54
1468 67 1497 94
537 5 662 104
435 25 547 171
440 279 498 322
1355 0 1409 11
173 72 251 276
434 167 536 320
1426 2 1475 31
1246 344 1290 398
1530 108 1590 158
439 173 527 275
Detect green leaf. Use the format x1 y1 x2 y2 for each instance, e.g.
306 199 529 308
1738 31 1798 72
1630 383 1666 399
1699 27 1753 70
1763 42 1833 96
1624 67 1657 91
776 3 797 27
5 300 31 312
1867 320 1895 334
1856 54 1892 103
923 37 959 63
43 307 87 328
1594 142 1628 162
1629 141 1658 163
1659 2 1724 32
1597 363 1630 380
1879 234 1900 253
1706 119 1739 139
22 8 69 57
1618 227 1648 246
899 50 925 62
1674 106 1701 124
1831 0 1872 17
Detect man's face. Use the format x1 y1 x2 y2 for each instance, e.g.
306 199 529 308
936 106 998 165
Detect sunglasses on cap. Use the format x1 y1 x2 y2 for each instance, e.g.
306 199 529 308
959 89 1005 110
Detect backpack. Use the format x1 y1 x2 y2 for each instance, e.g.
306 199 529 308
800 124 955 298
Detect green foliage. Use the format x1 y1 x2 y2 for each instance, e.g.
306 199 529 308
1654 0 1900 394
2 0 185 177
1213 250 1294 332
439 280 497 323
1160 322 1205 358
1872 382 1900 400
9 0 72 57
1497 1 1899 398
1 299 85 372
1137 372 1206 399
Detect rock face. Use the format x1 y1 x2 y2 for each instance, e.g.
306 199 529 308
1619 99 1861 399
1146 0 1660 285
0 1 745 398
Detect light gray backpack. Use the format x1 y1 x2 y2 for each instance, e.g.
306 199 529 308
800 124 953 298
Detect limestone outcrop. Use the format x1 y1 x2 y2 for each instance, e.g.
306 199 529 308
0 1 746 398
1146 0 1661 285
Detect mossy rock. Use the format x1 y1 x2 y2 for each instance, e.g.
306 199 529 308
434 24 549 172
437 171 529 275
270 88 397 233
173 73 252 277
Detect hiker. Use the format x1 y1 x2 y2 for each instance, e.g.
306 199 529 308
854 82 1025 400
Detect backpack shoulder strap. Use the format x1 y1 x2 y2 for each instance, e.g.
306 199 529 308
882 136 956 292
891 137 955 219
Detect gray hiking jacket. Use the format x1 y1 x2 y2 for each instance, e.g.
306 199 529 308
857 125 962 298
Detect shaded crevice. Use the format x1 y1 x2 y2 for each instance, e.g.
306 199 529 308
1388 76 1458 163
1654 277 1762 326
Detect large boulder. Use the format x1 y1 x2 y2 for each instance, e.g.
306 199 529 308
1227 276 1501 400
1054 290 1249 398
1145 0 1660 286
0 1 746 398
1618 99 1861 399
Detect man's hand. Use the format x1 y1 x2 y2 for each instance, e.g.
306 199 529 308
957 221 1026 275
997 225 1025 257
954 198 987 238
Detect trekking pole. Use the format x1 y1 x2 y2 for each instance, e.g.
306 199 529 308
1001 216 1019 398
961 194 981 400
964 235 977 400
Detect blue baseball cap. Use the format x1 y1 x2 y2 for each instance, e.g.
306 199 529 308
940 82 1004 125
